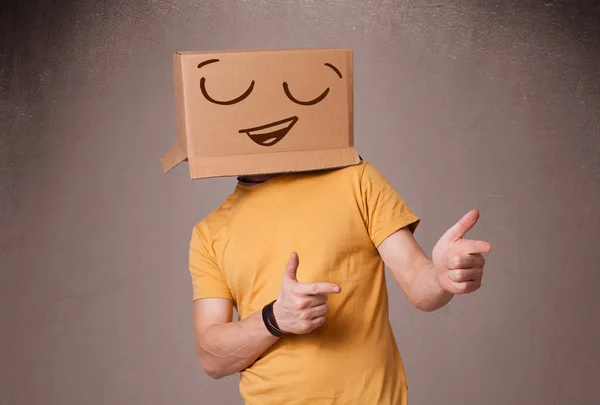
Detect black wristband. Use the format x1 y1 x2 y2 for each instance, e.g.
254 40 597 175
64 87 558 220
262 300 287 337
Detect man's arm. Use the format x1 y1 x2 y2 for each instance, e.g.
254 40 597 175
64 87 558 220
193 253 341 379
193 298 279 379
378 209 492 312
378 228 453 311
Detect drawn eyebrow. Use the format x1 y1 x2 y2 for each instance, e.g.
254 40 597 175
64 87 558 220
197 59 220 69
324 63 342 79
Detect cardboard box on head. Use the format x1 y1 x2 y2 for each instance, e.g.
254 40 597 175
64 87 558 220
161 48 361 179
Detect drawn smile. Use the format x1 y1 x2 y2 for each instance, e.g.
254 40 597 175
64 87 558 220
238 116 298 147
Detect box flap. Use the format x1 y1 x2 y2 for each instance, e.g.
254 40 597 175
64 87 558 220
160 144 188 173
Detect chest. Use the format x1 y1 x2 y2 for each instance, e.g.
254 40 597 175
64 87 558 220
214 182 380 314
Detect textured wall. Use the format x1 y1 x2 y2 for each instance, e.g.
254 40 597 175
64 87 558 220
1 1 599 404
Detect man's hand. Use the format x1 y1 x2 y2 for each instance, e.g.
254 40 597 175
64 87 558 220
273 252 341 334
432 209 492 295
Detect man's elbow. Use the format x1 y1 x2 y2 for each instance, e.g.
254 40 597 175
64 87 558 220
198 356 237 380
205 368 227 380
198 356 230 380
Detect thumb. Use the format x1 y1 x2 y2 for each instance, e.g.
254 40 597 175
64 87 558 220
282 252 299 283
441 209 480 242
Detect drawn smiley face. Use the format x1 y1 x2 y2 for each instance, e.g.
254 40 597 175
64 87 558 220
197 59 344 147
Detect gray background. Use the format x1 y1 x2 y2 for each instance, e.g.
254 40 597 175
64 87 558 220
1 0 599 404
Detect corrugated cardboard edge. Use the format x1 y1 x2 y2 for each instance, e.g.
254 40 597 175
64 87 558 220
176 47 352 56
160 144 188 173
188 146 361 179
161 53 188 173
346 50 355 148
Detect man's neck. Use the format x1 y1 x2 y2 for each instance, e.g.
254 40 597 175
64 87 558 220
237 174 278 185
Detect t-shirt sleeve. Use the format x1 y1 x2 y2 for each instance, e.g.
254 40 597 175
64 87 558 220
188 224 233 302
360 162 421 247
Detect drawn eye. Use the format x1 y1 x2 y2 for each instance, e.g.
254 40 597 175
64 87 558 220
197 58 254 105
200 77 255 105
282 62 342 106
283 83 329 106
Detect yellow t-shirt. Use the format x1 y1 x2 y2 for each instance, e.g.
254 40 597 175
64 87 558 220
189 161 420 405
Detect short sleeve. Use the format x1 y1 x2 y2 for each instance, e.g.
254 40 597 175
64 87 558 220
360 162 420 247
189 224 233 302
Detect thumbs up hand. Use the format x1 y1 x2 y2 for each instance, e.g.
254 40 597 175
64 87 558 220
272 252 341 334
432 209 492 295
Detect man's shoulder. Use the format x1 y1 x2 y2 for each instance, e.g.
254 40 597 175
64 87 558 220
316 160 387 191
191 191 241 240
331 160 384 181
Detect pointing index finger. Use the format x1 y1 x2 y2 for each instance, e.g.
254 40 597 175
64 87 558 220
456 238 492 254
294 282 341 296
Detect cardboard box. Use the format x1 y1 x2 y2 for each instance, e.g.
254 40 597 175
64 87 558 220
161 48 361 179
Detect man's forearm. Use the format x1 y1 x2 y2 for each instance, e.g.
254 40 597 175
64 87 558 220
408 259 454 312
198 310 279 379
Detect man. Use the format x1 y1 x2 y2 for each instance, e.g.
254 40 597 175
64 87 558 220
188 160 491 404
